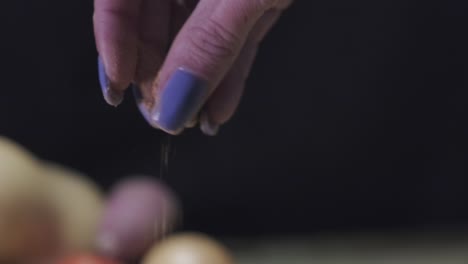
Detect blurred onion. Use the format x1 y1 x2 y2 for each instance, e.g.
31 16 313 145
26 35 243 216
96 176 180 260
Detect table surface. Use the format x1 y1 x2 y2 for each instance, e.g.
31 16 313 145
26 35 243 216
226 231 468 264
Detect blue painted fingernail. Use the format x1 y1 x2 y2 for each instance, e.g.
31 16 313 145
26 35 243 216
98 56 124 107
151 68 209 134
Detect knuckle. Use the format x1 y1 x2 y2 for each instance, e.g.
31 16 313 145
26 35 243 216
187 19 241 70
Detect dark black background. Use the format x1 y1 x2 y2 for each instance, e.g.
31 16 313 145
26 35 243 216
1 1 468 236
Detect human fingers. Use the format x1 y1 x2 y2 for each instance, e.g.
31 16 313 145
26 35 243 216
94 0 143 106
147 0 278 135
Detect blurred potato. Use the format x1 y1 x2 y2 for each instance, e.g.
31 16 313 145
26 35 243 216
43 162 104 253
0 136 47 204
55 253 122 264
142 232 235 264
0 136 60 262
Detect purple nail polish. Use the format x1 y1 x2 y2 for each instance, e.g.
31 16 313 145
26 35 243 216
98 56 124 107
152 68 209 134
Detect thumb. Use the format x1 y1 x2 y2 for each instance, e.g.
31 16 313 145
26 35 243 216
147 0 275 134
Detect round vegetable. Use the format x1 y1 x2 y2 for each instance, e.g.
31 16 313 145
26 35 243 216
142 232 235 264
96 176 180 260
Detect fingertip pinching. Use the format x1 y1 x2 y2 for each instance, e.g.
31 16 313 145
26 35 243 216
98 56 124 107
150 68 209 135
133 84 185 136
132 84 153 125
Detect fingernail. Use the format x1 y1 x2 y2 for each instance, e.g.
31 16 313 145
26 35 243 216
134 84 185 134
151 68 209 134
98 56 124 107
200 111 219 136
132 84 152 125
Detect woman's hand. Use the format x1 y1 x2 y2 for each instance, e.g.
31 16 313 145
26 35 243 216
94 0 293 135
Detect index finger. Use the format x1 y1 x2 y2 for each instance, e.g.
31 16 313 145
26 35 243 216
94 0 142 104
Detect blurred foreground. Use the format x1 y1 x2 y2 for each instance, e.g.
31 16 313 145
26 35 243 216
229 231 468 264
2 136 468 263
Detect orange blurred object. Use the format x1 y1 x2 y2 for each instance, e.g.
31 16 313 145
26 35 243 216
0 203 62 263
55 254 121 264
